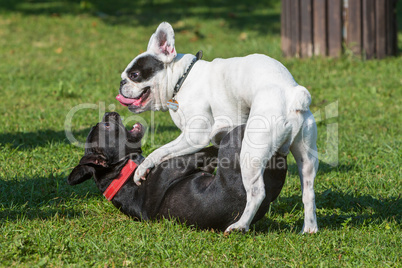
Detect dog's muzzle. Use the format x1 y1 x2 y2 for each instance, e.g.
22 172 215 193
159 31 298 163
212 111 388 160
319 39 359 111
119 79 128 95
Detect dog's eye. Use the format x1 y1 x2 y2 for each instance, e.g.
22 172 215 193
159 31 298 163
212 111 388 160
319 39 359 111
104 122 110 129
129 72 140 81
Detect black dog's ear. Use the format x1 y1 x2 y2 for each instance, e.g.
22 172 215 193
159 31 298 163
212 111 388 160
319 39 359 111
67 164 94 185
68 154 107 185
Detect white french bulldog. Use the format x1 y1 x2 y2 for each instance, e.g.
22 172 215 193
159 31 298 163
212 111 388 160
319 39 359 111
116 22 319 234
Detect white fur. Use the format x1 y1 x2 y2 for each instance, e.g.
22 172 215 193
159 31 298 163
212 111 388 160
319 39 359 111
121 22 319 234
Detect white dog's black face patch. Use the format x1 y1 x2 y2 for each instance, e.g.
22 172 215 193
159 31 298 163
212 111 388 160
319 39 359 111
126 55 165 83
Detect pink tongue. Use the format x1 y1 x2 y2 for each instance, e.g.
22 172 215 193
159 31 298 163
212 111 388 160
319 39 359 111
116 94 141 107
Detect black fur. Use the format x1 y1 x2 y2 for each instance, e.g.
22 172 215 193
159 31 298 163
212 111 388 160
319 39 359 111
127 55 164 83
68 112 287 231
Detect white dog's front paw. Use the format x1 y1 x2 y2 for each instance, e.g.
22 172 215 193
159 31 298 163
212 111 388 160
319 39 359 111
133 163 152 185
224 221 249 235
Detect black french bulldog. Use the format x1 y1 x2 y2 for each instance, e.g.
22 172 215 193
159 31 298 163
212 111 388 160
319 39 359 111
68 112 287 231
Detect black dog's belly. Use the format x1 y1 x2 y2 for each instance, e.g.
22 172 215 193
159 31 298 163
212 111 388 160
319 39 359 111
155 154 287 231
157 172 247 230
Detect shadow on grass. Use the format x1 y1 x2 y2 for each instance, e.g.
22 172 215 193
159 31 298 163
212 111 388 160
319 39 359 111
0 0 281 34
287 162 355 176
255 188 401 233
0 174 99 221
2 172 400 234
154 124 180 133
0 128 91 149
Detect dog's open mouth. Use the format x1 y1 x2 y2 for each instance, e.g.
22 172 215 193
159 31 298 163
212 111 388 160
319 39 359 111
128 122 145 141
130 122 143 135
116 87 151 107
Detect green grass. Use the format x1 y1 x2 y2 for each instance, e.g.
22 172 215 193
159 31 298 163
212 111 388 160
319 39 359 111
1 0 401 266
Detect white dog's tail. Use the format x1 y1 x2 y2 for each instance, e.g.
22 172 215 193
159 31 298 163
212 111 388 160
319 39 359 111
288 85 311 112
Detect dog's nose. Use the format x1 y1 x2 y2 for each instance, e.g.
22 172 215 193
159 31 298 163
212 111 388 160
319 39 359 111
103 112 120 121
106 112 119 117
120 79 127 88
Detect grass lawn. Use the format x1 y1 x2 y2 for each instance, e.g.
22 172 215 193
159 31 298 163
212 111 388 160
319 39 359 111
0 0 401 266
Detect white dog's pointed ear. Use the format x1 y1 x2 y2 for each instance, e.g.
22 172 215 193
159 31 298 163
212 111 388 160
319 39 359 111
147 22 177 63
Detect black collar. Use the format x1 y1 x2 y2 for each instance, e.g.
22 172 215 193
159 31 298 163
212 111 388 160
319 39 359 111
172 50 203 98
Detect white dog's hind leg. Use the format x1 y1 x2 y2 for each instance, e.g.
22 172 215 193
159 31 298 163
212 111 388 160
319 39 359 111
290 110 319 233
225 101 292 233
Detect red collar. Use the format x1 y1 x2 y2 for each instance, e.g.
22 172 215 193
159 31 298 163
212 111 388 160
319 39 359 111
103 159 137 201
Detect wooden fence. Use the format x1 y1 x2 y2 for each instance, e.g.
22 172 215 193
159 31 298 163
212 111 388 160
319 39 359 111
281 0 398 59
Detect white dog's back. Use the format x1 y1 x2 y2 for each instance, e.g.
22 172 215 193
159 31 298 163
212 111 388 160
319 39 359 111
184 54 311 116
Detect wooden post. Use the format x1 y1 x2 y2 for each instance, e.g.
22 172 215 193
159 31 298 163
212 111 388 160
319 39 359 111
346 0 362 55
376 0 387 59
300 0 313 57
386 0 398 56
290 0 301 57
327 0 343 57
363 0 376 59
281 0 398 59
313 0 327 56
